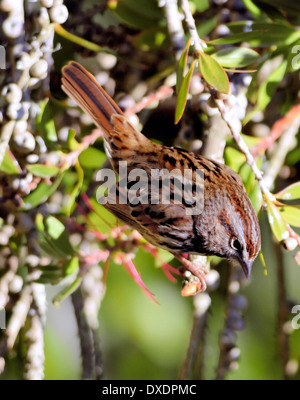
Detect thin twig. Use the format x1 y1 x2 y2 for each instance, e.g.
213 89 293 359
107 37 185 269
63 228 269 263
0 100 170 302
178 293 211 380
180 0 206 53
161 0 186 60
216 265 246 380
72 289 95 380
93 330 104 380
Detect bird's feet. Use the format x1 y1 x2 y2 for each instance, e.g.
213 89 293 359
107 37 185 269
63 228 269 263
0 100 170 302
174 254 208 296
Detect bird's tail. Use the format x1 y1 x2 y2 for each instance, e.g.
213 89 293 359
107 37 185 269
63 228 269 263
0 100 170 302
61 61 149 156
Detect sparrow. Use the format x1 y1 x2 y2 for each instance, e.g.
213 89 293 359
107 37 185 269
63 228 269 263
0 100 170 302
61 61 261 294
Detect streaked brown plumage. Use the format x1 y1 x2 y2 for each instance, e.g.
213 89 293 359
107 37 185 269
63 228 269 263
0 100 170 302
61 61 261 295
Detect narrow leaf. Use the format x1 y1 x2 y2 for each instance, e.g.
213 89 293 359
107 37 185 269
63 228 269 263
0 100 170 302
35 270 63 284
65 161 84 216
45 216 75 257
257 0 300 14
209 30 263 45
257 60 287 110
176 38 192 93
242 0 262 18
46 216 66 240
53 277 82 307
36 100 58 144
198 52 229 94
63 257 80 276
275 182 300 200
35 213 45 232
175 59 196 124
22 173 64 209
67 129 79 150
0 149 21 174
279 206 300 228
196 15 218 38
266 199 289 241
27 164 60 178
227 22 300 46
212 47 259 68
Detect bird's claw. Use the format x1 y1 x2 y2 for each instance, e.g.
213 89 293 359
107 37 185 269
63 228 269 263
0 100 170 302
176 255 208 296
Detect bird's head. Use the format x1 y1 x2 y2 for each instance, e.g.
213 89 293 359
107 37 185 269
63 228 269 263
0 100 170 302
216 193 261 278
198 188 261 278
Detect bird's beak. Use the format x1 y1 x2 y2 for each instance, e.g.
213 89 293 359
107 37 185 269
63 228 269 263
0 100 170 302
239 259 253 279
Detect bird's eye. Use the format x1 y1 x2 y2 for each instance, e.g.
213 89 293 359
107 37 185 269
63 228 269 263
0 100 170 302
230 238 243 252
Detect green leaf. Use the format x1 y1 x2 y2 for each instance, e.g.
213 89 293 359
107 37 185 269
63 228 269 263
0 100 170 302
176 38 192 93
209 30 264 45
108 0 162 29
67 128 79 150
39 237 67 261
212 47 260 68
279 205 300 228
27 164 60 178
197 15 219 38
198 52 229 94
197 15 218 38
243 0 262 18
78 147 106 169
266 199 289 241
88 198 118 234
36 99 58 144
35 269 63 284
0 149 21 174
46 216 66 240
45 216 75 257
255 0 300 14
288 40 300 72
227 22 300 47
240 133 262 147
275 182 300 200
249 179 263 214
53 277 82 307
256 59 288 111
175 59 196 124
64 161 84 216
22 173 64 209
121 0 163 19
37 265 62 273
35 213 45 232
62 257 80 276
